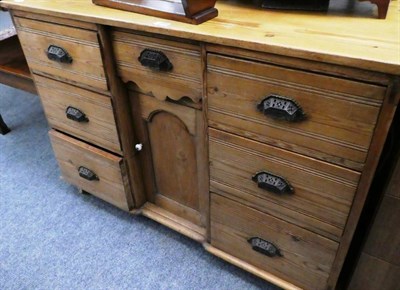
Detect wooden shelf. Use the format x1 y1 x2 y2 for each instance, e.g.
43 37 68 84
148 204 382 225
0 33 36 93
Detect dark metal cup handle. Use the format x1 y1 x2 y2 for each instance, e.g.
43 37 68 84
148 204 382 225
248 237 283 257
252 171 294 195
78 166 99 181
47 45 73 64
138 49 173 71
257 94 305 122
66 106 89 123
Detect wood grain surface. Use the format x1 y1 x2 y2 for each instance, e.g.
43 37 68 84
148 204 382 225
97 25 146 207
131 93 207 230
0 34 30 77
3 2 399 289
149 111 200 210
14 16 108 91
209 128 360 241
112 30 202 103
211 193 338 290
207 53 386 171
204 243 302 290
327 82 399 288
0 34 35 94
49 130 131 211
1 0 399 74
35 75 121 154
140 202 206 242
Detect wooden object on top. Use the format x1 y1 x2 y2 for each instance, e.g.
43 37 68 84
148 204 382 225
261 0 391 19
361 0 391 19
92 0 218 24
1 0 398 75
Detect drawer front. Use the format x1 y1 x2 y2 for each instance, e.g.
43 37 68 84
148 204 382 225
49 130 132 211
209 128 360 241
211 194 338 290
14 17 107 91
112 30 202 103
207 54 386 171
36 75 121 154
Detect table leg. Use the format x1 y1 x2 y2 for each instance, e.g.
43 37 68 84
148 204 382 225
0 114 11 135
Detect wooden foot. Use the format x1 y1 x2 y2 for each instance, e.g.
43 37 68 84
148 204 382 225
375 0 390 19
78 188 91 195
0 114 11 135
361 0 390 19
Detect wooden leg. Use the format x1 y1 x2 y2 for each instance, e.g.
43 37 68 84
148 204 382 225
0 114 11 135
78 188 91 195
368 0 390 19
376 0 390 19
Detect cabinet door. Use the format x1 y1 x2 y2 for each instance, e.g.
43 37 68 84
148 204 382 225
131 93 208 229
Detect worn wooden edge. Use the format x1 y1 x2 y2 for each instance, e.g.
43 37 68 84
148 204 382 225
154 194 203 226
139 202 206 243
12 9 98 30
206 44 392 86
119 159 135 211
203 243 303 290
1 4 398 75
128 91 158 204
198 43 210 241
48 129 123 161
0 70 36 94
97 24 146 207
327 81 400 288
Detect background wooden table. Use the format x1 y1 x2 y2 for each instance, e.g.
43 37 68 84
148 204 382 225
0 11 35 134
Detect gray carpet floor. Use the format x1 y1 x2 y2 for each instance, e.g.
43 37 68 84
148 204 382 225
0 84 280 290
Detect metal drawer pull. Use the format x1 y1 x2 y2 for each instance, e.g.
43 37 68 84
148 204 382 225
66 106 89 123
257 94 305 122
252 171 294 195
138 49 173 71
47 45 73 64
78 166 99 181
248 237 283 257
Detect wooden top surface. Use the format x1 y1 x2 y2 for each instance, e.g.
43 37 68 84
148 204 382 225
1 0 399 74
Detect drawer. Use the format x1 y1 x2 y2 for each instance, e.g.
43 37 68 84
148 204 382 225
207 54 386 171
14 17 107 91
49 130 132 211
35 75 121 154
209 128 360 241
211 193 338 290
112 30 202 104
